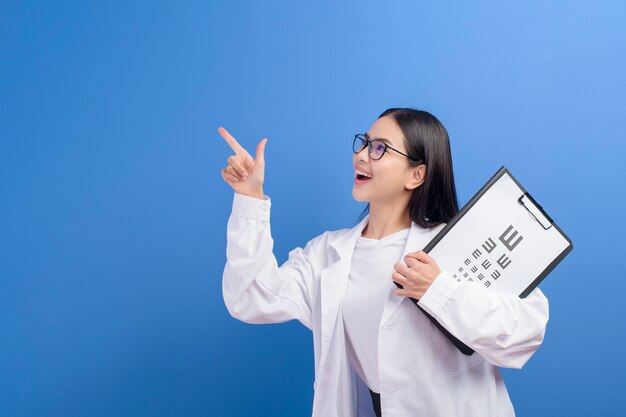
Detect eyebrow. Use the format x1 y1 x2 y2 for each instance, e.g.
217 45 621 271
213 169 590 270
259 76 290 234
364 133 393 145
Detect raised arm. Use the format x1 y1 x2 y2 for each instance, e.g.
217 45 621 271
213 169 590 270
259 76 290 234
222 192 324 329
218 126 321 329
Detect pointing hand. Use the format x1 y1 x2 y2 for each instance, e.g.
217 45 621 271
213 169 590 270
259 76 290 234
218 126 267 200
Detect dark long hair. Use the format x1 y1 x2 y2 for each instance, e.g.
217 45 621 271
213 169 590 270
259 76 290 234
357 108 459 229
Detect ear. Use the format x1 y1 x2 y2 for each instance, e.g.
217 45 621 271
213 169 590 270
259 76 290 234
405 164 426 190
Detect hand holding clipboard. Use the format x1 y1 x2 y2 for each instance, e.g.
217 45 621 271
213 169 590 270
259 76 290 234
394 166 573 355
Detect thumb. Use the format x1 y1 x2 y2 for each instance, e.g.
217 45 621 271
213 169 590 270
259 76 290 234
421 251 439 267
415 250 432 264
255 138 267 164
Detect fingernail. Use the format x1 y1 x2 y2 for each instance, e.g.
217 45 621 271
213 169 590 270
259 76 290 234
243 171 248 177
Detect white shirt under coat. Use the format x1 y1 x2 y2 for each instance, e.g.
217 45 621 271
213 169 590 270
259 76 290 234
222 192 550 417
343 227 410 394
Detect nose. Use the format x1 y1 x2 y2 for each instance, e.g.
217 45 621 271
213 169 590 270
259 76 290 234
354 148 370 165
355 143 370 161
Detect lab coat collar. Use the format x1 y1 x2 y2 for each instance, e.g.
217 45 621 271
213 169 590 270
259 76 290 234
319 214 369 339
315 214 440 416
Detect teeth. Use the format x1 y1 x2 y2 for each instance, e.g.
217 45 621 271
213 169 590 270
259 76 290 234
355 169 372 178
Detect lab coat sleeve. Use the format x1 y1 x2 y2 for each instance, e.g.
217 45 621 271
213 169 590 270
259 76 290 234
417 270 549 369
222 192 322 329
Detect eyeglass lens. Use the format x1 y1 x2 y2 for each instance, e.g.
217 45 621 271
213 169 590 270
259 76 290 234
354 136 385 160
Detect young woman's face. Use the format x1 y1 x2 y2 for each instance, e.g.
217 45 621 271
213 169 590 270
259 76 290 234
352 115 418 204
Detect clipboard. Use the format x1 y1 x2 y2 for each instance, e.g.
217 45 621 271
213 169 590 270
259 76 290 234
396 166 573 355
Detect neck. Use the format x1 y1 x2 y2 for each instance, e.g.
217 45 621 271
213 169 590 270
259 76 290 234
361 199 412 240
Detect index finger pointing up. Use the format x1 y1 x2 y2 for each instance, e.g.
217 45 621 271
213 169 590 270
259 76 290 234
218 126 250 158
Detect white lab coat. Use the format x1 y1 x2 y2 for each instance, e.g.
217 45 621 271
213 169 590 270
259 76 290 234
222 192 549 417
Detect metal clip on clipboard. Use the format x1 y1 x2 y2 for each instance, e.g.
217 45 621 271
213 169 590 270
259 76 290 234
518 192 553 230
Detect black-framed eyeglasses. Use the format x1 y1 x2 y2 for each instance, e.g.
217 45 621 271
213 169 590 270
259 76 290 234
353 133 422 163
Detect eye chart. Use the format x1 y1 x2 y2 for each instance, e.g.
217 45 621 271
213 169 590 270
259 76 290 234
416 166 572 355
424 166 572 298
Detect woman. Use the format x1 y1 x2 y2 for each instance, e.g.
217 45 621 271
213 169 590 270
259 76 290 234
219 108 549 417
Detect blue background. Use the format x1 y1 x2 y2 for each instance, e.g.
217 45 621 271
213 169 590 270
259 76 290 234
1 1 624 416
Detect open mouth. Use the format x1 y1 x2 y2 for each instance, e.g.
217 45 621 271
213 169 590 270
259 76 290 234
355 170 373 183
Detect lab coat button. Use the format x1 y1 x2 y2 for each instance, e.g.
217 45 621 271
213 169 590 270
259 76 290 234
382 324 392 330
